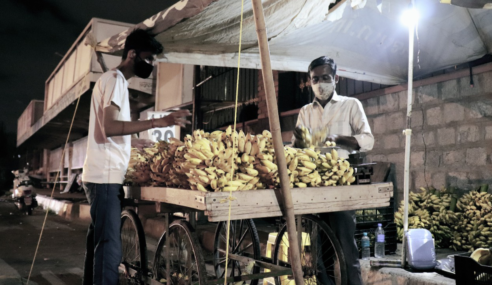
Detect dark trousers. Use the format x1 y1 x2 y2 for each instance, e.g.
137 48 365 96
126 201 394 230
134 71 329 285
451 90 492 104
82 183 123 285
319 210 363 285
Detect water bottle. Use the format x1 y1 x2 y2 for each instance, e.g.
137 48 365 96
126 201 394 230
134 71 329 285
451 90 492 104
361 232 370 260
375 223 385 258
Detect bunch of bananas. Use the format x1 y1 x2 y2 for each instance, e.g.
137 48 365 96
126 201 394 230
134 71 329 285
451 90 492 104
452 190 492 252
125 147 156 185
394 187 457 248
124 127 356 192
299 126 328 148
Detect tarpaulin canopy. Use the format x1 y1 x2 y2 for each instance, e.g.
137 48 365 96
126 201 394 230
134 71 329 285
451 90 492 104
96 0 492 85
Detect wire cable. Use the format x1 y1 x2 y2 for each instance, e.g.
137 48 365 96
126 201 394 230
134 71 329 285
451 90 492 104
223 0 245 283
27 96 81 284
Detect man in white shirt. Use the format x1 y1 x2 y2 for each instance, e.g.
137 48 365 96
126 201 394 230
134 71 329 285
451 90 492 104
293 56 374 285
82 29 190 285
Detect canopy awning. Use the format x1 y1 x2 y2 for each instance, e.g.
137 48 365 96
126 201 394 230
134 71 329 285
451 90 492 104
96 0 492 85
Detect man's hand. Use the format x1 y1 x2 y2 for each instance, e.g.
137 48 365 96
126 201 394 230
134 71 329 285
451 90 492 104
131 138 155 150
326 134 339 143
155 109 192 128
293 126 309 148
326 134 361 150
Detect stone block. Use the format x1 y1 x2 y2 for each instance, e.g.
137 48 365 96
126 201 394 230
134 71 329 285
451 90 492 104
372 115 386 134
362 97 379 115
467 100 492 119
426 106 442 126
367 154 387 162
443 103 465 123
384 134 401 149
411 109 423 128
398 90 409 110
466 147 487 166
415 84 439 104
373 135 384 150
387 152 405 168
387 112 405 131
459 75 482 97
485 125 492 140
379 93 399 113
438 79 459 100
412 130 435 147
443 149 465 165
410 151 424 167
427 150 442 168
432 172 446 188
413 171 432 189
446 172 470 190
437 127 455 146
457 125 480 143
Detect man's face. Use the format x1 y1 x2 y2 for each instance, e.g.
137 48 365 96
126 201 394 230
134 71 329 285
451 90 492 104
309 65 338 101
309 65 338 85
136 51 156 65
132 50 156 78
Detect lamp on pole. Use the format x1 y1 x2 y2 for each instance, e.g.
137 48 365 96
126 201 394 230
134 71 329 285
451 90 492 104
400 3 419 268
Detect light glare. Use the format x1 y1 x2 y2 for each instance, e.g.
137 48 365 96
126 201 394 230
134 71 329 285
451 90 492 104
401 8 419 26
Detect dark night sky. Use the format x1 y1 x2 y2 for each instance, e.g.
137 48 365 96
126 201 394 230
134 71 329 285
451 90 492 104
0 0 176 134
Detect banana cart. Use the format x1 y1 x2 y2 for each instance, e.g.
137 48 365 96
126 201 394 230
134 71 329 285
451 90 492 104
119 182 393 285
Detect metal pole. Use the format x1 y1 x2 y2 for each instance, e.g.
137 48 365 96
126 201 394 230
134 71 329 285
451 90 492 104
401 14 415 268
250 0 304 284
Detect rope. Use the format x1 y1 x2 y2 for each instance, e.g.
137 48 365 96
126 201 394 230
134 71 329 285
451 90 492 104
224 0 245 283
27 96 81 284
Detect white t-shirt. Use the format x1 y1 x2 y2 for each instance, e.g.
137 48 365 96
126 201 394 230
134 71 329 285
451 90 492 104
82 69 131 184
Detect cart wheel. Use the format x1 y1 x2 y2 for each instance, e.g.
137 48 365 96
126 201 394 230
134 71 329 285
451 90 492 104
120 209 148 284
273 215 347 285
213 219 261 285
153 220 207 285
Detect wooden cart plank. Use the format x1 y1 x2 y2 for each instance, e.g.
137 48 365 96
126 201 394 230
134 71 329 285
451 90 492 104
206 199 389 222
123 182 393 222
124 186 208 211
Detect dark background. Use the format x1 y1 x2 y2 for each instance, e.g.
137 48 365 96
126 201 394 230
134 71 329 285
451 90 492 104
0 0 176 190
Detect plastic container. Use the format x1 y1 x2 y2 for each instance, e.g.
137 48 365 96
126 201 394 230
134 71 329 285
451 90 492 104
355 222 397 256
374 223 385 258
455 253 492 285
405 229 436 270
361 232 370 260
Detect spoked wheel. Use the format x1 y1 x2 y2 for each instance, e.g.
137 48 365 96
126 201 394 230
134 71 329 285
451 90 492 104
120 209 148 284
213 219 261 285
273 215 347 285
153 220 207 285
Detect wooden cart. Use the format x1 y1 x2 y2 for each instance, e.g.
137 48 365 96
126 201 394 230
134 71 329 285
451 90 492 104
119 182 393 285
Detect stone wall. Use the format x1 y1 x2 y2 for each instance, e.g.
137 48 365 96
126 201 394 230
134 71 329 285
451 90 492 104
361 68 492 201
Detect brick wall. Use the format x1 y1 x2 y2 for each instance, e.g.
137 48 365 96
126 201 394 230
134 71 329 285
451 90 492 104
361 69 492 200
257 70 279 119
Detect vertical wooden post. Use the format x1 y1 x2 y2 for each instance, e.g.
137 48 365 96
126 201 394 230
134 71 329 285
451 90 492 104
250 0 304 284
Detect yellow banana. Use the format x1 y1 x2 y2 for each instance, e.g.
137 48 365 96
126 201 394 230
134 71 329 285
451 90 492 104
238 173 255 182
262 130 272 138
301 160 317 170
256 165 271 174
304 148 318 159
261 160 278 171
250 137 259 156
188 158 203 165
289 157 298 171
197 184 208 192
331 149 338 161
245 168 259 176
